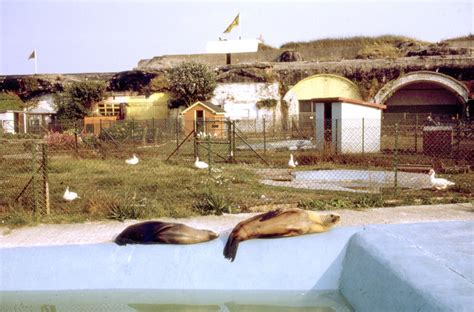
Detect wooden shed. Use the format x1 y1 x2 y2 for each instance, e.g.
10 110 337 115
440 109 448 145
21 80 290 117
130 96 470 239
180 101 226 138
84 116 118 135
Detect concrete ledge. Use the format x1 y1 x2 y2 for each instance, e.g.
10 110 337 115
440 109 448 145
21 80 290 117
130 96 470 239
0 227 359 291
340 221 474 312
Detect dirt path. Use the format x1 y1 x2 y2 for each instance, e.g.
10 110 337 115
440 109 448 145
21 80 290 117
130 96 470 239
0 203 472 248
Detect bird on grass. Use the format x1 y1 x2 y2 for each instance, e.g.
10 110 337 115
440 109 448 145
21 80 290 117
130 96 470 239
63 186 79 201
126 154 139 165
428 169 455 190
288 153 298 168
194 157 209 169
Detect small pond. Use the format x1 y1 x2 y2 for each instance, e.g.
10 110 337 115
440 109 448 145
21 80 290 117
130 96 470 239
261 169 431 193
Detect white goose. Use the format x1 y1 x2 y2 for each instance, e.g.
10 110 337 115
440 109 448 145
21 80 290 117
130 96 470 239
288 153 298 168
126 154 139 165
194 157 209 169
63 186 79 201
429 169 455 190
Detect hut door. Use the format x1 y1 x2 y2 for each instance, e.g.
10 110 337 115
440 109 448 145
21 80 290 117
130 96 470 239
195 110 205 134
324 103 332 149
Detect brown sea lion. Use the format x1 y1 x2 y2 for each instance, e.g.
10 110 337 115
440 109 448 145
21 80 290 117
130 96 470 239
115 221 219 245
223 208 341 262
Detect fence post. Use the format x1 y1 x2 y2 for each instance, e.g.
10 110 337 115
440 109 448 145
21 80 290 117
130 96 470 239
142 124 148 145
207 134 212 174
131 119 135 146
31 143 38 214
362 118 365 155
152 118 155 143
263 118 267 155
414 114 418 153
74 121 78 152
394 123 399 191
42 143 50 215
335 119 339 154
232 121 236 158
227 119 233 161
176 116 179 152
456 119 461 164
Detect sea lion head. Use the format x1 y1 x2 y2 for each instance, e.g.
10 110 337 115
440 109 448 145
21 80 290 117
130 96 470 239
322 213 341 226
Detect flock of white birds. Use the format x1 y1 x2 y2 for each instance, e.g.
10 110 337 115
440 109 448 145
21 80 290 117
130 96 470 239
62 153 455 202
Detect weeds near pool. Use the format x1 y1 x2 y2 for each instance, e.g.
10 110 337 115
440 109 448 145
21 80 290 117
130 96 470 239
353 194 385 208
106 192 146 221
193 191 232 215
298 198 350 211
298 194 386 210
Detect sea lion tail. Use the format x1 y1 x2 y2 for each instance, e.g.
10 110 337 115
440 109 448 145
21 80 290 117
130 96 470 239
223 234 239 262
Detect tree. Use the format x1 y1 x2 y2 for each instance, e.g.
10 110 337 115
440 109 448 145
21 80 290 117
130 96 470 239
168 62 217 107
54 80 107 126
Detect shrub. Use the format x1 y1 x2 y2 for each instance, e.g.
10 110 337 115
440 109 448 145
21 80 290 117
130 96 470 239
106 192 147 221
256 98 278 110
298 198 350 210
193 191 232 215
45 132 76 148
99 120 144 142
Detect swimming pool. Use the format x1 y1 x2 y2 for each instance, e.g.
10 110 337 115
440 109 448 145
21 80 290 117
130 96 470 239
1 222 472 311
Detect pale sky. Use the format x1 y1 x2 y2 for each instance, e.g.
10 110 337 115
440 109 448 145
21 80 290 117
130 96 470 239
0 0 472 75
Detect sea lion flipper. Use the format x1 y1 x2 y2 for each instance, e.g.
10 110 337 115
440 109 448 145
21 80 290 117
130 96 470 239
151 222 176 236
223 235 239 262
258 209 285 222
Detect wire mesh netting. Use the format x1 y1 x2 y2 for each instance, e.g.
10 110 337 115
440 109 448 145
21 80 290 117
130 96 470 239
1 114 472 221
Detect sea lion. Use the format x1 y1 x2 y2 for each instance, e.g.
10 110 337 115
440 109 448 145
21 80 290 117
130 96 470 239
115 221 219 245
223 208 341 262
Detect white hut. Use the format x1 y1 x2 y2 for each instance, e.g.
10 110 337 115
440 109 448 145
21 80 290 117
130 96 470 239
312 97 386 153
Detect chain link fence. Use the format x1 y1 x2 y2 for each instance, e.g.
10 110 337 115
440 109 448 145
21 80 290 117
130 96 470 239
1 114 472 222
0 139 49 215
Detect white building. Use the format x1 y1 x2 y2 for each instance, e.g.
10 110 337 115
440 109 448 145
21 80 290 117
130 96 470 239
312 98 386 153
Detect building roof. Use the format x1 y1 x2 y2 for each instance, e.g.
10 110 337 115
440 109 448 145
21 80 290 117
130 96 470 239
310 97 387 110
180 101 226 115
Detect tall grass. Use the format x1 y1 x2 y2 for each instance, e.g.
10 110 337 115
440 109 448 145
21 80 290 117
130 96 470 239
279 35 429 60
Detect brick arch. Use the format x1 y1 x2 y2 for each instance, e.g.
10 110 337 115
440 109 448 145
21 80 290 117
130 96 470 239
374 71 469 105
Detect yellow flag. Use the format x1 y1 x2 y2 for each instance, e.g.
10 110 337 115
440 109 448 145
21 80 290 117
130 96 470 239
28 50 35 60
223 13 239 34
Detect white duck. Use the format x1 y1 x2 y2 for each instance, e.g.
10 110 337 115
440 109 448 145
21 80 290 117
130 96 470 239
428 169 455 190
126 154 139 165
288 153 298 168
194 157 209 169
63 186 79 201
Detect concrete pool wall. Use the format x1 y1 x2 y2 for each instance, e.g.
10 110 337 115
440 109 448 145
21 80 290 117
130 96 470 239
1 221 473 311
0 227 360 291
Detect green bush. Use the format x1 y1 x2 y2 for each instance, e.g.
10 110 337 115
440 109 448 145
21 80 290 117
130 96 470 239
298 198 350 210
106 192 147 221
193 191 232 215
256 98 278 110
99 120 144 142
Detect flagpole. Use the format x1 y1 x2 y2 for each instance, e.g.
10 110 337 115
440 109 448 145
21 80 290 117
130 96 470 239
34 49 38 74
239 13 242 40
